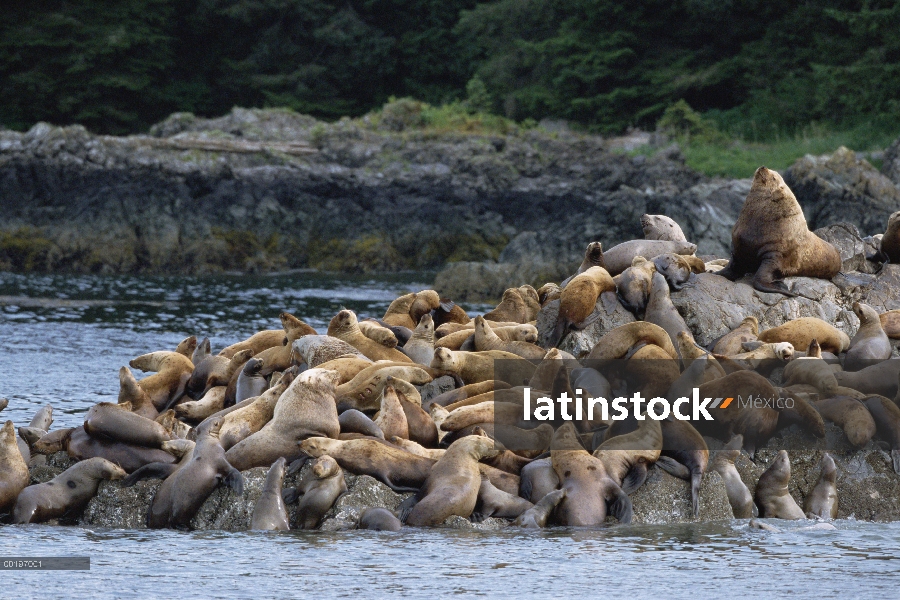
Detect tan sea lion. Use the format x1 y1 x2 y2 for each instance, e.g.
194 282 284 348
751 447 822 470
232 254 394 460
586 322 678 360
313 356 373 383
148 417 243 529
641 214 687 242
406 435 499 526
130 351 194 410
174 386 228 422
251 457 290 531
817 417 870 452
118 366 159 419
804 453 838 520
430 348 532 386
878 309 900 339
550 266 617 347
12 457 126 524
390 436 444 460
717 166 841 296
383 293 418 329
254 313 319 374
374 385 409 441
710 435 754 518
218 374 292 450
713 316 760 356
613 256 656 313
603 239 697 276
514 489 567 528
298 437 434 492
551 423 632 525
219 329 286 359
357 320 399 348
754 450 805 519
328 309 413 363
473 477 533 520
290 455 347 529
782 340 839 395
225 368 341 470
335 364 432 412
757 317 849 354
651 253 695 290
174 335 198 360
537 283 561 305
473 315 545 359
644 271 690 351
0 420 29 513
482 288 530 323
844 302 892 371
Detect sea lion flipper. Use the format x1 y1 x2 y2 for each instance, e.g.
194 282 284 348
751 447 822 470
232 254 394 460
753 258 797 297
469 511 486 523
599 291 619 315
121 463 179 487
287 455 310 475
691 472 702 518
223 467 244 495
620 462 649 495
397 494 420 523
655 456 691 480
282 487 301 504
438 301 455 312
607 487 633 524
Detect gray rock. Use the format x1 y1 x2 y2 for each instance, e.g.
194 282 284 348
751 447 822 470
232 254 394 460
786 146 900 237
883 135 900 187
536 297 636 356
814 222 879 273
81 480 162 529
418 376 457 406
318 474 412 531
441 515 509 530
628 468 733 524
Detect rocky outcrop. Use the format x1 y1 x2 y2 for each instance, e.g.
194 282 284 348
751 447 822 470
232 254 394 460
883 136 900 187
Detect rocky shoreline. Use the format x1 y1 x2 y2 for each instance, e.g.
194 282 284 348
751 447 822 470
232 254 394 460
2 108 899 292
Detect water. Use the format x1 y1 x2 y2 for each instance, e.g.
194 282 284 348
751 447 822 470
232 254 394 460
1 272 899 598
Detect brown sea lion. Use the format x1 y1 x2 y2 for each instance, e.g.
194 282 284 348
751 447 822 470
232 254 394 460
0 420 29 513
431 300 470 328
844 302 892 371
550 423 632 525
130 351 194 410
120 439 196 487
118 366 159 419
813 396 876 447
754 450 805 519
218 374 292 450
676 331 726 383
383 293 418 329
657 418 709 517
717 166 841 296
804 453 838 520
518 457 559 503
174 386 227 422
225 368 341 471
357 320 399 348
174 335 198 360
641 214 687 242
644 271 690 351
560 242 606 289
84 402 174 447
12 457 126 524
879 210 900 263
233 357 269 404
613 256 656 313
298 437 434 492
712 316 760 356
537 283 561 305
328 309 413 363
430 348 532 386
550 266 617 347
65 426 177 473
219 329 286 359
782 340 839 395
335 364 432 412
651 253 696 290
147 417 243 529
425 380 499 409
862 395 900 474
289 455 347 529
251 457 290 531
710 435 754 518
406 435 499 526
586 322 678 360
514 488 567 528
473 315 545 359
603 240 697 276
374 385 409 441
254 313 318 374
482 288 530 324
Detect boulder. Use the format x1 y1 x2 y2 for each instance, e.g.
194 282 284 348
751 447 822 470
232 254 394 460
785 146 900 237
628 468 733 524
814 222 880 273
318 474 412 531
536 297 636 356
883 136 900 187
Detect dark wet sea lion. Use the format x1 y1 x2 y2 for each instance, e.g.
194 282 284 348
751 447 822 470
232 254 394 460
710 435 754 518
251 457 290 531
862 395 900 474
754 450 805 519
290 455 347 530
359 507 402 531
844 302 892 372
804 453 838 520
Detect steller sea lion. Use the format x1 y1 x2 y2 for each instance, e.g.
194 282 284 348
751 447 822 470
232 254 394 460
328 310 413 363
550 266 617 347
359 507 402 531
593 417 662 495
644 271 690 351
403 314 436 366
473 315 545 360
338 409 384 439
225 368 341 471
430 347 532 386
879 309 900 339
473 476 533 520
373 385 409 441
519 457 559 503
174 335 198 360
431 299 471 328
834 359 900 397
844 302 892 372
219 329 286 359
782 340 839 395
65 425 176 473
0 420 29 513
642 214 687 242
586 321 678 360
550 423 632 525
383 293 418 329
234 357 268 404
12 457 126 524
357 320 399 349
717 167 841 296
514 489 567 528
804 453 838 520
538 283 561 305
713 316 760 356
657 418 709 517
482 288 531 324
288 455 347 529
879 210 900 263
120 439 196 487
174 386 227 422
757 317 849 354
754 450 805 519
217 373 293 450
130 351 194 411
652 253 697 290
251 457 290 531
253 313 318 375
710 435 754 518
298 437 434 492
84 402 175 448
148 417 243 529
405 435 499 527
812 396 876 447
560 242 606 289
291 335 367 368
603 239 697 276
862 395 900 474
118 366 159 419
613 256 656 313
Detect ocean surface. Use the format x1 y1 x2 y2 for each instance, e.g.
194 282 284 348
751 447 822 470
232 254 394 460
1 271 898 598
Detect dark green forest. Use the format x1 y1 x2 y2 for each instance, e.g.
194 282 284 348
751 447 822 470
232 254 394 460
2 0 899 138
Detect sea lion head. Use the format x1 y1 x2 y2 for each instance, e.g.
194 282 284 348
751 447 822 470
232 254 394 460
773 342 794 360
411 290 441 322
515 325 539 344
311 455 340 479
85 457 127 481
770 450 792 482
537 283 561 305
1 420 15 447
161 439 195 458
281 311 316 344
430 347 457 371
328 309 358 336
243 358 264 376
198 416 225 438
550 421 585 451
175 335 198 358
807 339 822 358
299 367 342 391
585 242 604 266
852 301 877 325
450 434 500 461
298 436 340 458
820 452 837 482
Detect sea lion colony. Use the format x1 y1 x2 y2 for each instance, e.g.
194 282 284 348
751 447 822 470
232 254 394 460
3 166 900 530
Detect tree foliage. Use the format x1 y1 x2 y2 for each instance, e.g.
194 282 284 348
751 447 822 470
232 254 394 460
1 0 898 136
